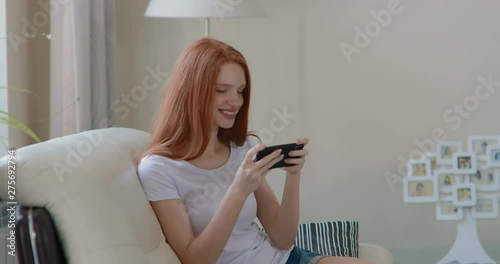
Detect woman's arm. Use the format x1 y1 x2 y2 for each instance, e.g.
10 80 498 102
151 187 247 264
255 174 300 249
151 144 284 264
256 138 309 249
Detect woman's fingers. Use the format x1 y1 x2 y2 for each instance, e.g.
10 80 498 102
254 149 282 168
245 144 266 163
284 156 305 165
257 154 284 175
295 137 309 146
288 148 309 158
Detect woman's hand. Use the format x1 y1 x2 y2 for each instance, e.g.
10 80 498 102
281 138 309 175
231 144 284 197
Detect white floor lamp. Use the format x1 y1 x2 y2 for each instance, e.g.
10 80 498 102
144 0 265 36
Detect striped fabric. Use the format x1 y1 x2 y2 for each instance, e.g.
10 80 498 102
294 221 359 257
260 221 359 258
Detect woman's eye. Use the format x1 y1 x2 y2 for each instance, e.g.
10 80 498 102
217 90 226 93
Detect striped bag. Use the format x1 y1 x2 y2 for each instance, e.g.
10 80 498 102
294 221 359 257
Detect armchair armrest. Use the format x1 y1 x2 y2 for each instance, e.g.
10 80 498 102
359 243 393 264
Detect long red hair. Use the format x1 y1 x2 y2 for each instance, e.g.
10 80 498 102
137 37 254 162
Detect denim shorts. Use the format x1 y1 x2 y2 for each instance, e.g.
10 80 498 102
285 246 326 264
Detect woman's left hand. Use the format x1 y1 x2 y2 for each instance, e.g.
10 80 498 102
281 137 309 175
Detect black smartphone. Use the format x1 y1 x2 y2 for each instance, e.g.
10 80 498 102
254 143 304 169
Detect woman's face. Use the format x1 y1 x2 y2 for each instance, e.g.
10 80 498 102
213 63 246 130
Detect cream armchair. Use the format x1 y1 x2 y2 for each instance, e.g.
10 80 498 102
0 128 393 264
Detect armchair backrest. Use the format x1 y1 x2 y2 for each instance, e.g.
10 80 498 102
0 128 181 264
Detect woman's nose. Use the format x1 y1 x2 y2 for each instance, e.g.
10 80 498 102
228 92 243 107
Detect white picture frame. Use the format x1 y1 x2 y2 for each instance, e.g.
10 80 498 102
470 165 500 192
435 169 461 193
471 194 498 219
403 176 439 203
452 183 477 207
452 152 477 175
407 159 431 177
437 141 463 166
423 152 439 176
436 196 464 221
467 135 500 161
486 145 500 167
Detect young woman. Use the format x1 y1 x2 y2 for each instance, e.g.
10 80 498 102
137 37 372 264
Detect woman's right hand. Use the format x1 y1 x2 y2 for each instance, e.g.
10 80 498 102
231 144 284 197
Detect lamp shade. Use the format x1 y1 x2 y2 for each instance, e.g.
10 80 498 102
144 0 265 18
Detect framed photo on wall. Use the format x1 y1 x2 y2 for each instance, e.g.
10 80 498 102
486 145 500 167
435 169 461 193
423 152 439 176
436 196 463 221
470 165 500 192
471 194 498 219
403 177 439 203
467 135 500 161
407 159 431 177
452 184 477 207
453 152 477 174
437 141 463 166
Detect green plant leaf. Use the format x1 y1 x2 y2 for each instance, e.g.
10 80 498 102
0 86 37 97
0 110 41 142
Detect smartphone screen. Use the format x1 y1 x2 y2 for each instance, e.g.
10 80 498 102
254 143 304 169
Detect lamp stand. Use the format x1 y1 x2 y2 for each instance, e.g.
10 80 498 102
204 18 210 36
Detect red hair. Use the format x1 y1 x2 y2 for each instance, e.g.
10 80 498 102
137 37 254 162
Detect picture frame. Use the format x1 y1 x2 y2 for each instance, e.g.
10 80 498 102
436 141 463 166
471 194 498 219
452 184 477 207
452 152 477 175
403 176 439 203
485 145 500 167
435 169 461 193
470 165 500 192
407 159 431 177
467 135 500 161
436 196 463 221
423 152 439 176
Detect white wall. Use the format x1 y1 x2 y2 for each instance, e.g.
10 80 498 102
116 0 500 260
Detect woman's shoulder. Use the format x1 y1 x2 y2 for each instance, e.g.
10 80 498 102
139 154 171 164
138 154 181 172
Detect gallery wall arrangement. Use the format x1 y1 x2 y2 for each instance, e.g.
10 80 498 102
403 135 500 264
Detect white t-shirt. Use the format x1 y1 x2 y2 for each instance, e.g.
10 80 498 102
137 137 292 264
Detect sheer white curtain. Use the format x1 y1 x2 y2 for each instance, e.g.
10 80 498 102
50 0 116 137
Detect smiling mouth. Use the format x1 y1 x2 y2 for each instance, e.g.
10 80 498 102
219 110 237 119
